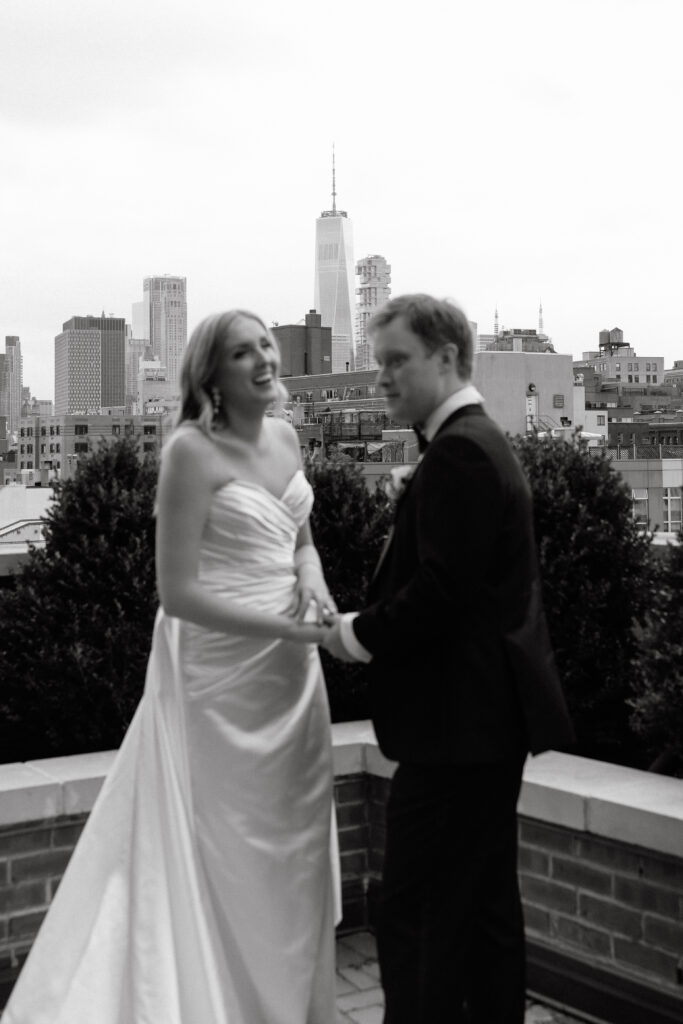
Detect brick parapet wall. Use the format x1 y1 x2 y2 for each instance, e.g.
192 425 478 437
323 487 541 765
1 722 682 1015
517 817 683 992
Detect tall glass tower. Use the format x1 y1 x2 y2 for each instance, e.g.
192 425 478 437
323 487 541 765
314 152 355 373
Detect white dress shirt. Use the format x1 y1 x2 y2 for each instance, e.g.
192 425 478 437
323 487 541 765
338 383 485 662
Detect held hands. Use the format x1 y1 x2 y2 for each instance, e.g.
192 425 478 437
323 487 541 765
320 617 357 662
287 551 338 626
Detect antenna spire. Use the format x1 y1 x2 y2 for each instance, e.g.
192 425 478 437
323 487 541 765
494 306 499 337
538 299 544 333
332 144 337 214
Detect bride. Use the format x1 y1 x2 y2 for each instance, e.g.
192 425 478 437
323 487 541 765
2 311 340 1024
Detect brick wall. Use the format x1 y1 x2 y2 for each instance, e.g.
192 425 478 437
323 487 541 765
1 729 682 1021
0 815 85 1004
518 818 683 991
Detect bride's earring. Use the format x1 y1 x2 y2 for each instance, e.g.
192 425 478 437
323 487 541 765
211 387 222 420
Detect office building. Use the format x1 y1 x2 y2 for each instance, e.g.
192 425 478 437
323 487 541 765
4 337 23 437
354 256 391 371
272 310 332 377
55 323 101 415
313 153 355 373
54 316 125 414
125 331 153 413
142 276 187 390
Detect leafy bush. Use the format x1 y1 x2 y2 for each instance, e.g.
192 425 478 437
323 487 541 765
306 456 393 721
510 433 659 767
0 437 158 762
629 536 683 776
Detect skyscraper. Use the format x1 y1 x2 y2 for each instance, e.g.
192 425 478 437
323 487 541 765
142 276 187 389
354 256 392 371
313 153 355 373
3 337 23 438
55 323 102 415
56 315 125 412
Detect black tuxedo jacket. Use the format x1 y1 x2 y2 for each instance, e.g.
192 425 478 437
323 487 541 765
353 404 574 765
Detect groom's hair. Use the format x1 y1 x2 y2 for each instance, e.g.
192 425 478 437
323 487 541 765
368 294 474 380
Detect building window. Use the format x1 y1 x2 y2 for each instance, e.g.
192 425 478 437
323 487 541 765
56 426 60 435
634 376 640 383
75 424 88 435
628 363 632 372
143 424 156 435
26 444 33 453
631 488 649 528
628 375 633 383
552 394 565 408
20 428 24 437
646 375 651 383
74 442 89 454
41 427 46 436
663 488 682 532
112 424 121 435
143 442 156 453
615 363 621 371
597 415 606 426
56 443 60 453
653 375 657 383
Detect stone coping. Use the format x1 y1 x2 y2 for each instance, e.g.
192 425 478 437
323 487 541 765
1 722 681 858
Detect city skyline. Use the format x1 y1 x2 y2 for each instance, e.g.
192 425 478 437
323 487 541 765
2 0 682 400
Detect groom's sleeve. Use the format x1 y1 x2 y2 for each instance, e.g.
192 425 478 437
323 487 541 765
339 613 372 662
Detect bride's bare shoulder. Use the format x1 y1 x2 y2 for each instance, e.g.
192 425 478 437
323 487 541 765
161 423 215 473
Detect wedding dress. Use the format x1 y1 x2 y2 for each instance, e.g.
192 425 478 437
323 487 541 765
2 469 340 1024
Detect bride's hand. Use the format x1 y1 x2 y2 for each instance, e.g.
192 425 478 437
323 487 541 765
286 620 333 645
287 565 338 625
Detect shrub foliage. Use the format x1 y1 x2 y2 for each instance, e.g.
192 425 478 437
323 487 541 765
0 437 158 762
306 456 393 721
510 433 659 766
629 536 683 775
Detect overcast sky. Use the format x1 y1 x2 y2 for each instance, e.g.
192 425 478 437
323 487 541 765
1 0 681 400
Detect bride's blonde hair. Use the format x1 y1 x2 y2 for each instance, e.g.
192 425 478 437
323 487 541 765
176 310 287 435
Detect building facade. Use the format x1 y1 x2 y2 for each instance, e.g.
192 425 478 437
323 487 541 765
313 158 355 374
142 276 187 391
54 325 102 414
354 256 391 371
17 412 168 480
4 337 23 438
125 331 152 413
575 328 664 385
272 310 332 377
133 358 178 415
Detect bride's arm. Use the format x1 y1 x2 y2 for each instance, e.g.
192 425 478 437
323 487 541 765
156 430 325 643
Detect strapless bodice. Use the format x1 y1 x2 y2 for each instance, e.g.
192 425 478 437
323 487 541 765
198 469 313 599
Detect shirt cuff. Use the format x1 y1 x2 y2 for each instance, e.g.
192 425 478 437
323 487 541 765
340 613 373 663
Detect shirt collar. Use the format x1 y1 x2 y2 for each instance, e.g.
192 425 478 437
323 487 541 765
422 384 484 443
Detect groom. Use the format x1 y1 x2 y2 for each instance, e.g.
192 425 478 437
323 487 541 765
324 294 574 1024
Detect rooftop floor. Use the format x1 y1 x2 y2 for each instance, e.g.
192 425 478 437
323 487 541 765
335 933 590 1024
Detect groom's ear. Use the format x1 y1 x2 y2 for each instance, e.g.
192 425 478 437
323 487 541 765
437 342 460 374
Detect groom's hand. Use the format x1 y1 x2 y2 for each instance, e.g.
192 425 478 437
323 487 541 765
322 618 358 662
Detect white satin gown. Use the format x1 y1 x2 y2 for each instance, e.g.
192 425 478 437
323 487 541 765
2 469 341 1024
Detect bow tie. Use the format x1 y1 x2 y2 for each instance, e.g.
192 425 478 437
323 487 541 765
412 424 429 454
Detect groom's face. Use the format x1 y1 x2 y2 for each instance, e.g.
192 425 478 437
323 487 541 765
373 316 443 426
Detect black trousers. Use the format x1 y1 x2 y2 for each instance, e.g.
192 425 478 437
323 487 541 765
377 756 527 1024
